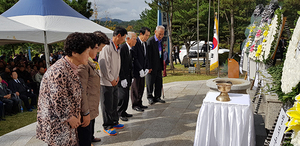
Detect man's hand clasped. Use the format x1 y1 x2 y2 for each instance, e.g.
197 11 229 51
144 69 149 76
111 77 119 86
67 115 81 129
139 69 145 77
81 114 90 127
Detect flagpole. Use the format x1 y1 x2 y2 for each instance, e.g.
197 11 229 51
196 0 200 73
207 0 211 75
217 0 220 78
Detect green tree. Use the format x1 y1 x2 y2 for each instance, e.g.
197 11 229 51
0 0 18 14
63 0 93 19
172 0 210 69
278 0 300 33
135 7 158 34
218 0 256 58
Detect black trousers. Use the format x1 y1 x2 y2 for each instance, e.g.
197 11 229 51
146 70 162 100
0 101 3 118
174 53 181 64
90 119 96 140
77 119 96 146
1 98 13 114
2 96 21 114
117 85 130 117
100 85 119 130
78 120 92 146
19 92 37 111
131 77 145 108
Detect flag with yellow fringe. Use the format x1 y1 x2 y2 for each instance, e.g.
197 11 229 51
210 14 219 71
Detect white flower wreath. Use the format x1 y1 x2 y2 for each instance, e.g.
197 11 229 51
281 16 300 93
291 129 300 146
263 15 278 60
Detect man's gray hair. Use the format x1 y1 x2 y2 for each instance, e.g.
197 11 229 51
126 31 135 41
156 25 165 31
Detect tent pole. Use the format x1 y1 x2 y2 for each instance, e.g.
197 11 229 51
44 31 50 68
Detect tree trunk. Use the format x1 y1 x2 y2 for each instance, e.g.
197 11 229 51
167 1 174 70
229 8 235 58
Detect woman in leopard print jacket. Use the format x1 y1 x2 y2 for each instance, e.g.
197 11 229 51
36 33 93 146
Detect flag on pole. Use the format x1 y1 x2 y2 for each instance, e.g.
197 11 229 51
210 13 219 71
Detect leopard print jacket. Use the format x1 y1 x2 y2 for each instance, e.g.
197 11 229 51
36 57 82 146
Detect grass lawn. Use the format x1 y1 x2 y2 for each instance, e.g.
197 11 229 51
0 109 37 136
0 63 222 136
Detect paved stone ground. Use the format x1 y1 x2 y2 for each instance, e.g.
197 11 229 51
0 80 261 146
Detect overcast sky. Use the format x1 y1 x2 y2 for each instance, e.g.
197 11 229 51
89 0 152 21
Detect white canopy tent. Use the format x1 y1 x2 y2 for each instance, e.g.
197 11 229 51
0 15 43 45
1 0 113 67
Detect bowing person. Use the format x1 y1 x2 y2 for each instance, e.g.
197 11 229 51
77 32 110 146
98 27 127 136
131 27 151 112
146 25 166 105
117 32 137 121
36 32 92 146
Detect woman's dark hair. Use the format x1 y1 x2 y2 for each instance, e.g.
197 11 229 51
94 31 110 45
113 27 127 37
64 32 93 57
85 33 100 49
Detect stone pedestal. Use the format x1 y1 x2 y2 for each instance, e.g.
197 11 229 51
264 93 282 130
206 78 251 94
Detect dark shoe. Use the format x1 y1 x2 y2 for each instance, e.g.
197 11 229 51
140 105 148 109
125 113 133 117
133 107 144 112
92 137 101 142
120 116 128 121
148 99 155 105
155 98 166 103
0 118 6 121
27 109 33 112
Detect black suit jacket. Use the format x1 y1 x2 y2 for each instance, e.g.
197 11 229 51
0 83 12 100
119 43 133 86
147 36 164 72
131 37 149 78
8 78 28 94
278 39 287 51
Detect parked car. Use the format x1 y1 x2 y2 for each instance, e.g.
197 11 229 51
179 41 229 62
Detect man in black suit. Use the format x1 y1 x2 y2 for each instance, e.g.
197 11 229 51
173 44 181 64
131 27 151 112
146 25 166 105
8 71 37 112
278 36 287 61
117 32 137 121
0 74 21 115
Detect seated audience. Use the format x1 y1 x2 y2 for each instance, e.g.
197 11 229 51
34 67 45 88
2 67 12 82
17 65 37 93
31 65 38 77
0 100 5 121
0 61 5 73
0 74 21 115
32 54 40 63
26 64 33 74
8 71 37 112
